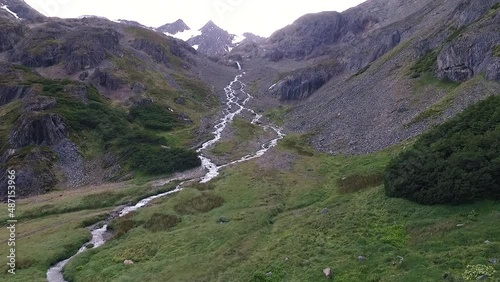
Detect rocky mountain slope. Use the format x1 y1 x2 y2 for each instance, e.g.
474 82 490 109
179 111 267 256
0 3 236 199
233 0 500 155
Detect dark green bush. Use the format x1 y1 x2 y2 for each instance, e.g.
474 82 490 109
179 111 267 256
129 104 178 131
385 95 500 204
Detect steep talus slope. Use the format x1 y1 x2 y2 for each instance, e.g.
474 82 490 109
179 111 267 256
239 0 500 155
0 11 236 199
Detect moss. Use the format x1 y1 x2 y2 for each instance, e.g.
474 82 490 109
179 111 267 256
493 45 500 57
409 50 439 77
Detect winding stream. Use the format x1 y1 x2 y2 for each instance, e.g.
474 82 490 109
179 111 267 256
46 72 284 282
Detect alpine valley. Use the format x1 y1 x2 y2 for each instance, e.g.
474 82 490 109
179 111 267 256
0 0 499 281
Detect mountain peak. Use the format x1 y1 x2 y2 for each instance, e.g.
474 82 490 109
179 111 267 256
200 20 221 32
157 18 191 34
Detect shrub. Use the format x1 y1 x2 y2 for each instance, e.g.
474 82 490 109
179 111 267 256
385 95 500 204
129 104 178 131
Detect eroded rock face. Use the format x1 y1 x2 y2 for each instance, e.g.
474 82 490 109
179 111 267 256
23 96 57 112
0 18 25 52
132 38 171 65
269 63 340 100
10 113 68 148
91 68 123 90
0 147 58 200
0 85 33 106
437 26 500 82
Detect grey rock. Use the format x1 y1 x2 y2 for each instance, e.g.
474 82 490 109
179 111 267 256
323 268 333 279
131 82 146 94
10 113 68 148
358 256 367 262
175 97 186 105
23 96 57 112
84 243 94 249
91 68 123 90
218 217 231 224
0 85 33 106
79 71 89 81
0 18 25 52
477 274 489 280
157 19 190 34
321 208 329 214
488 258 498 264
123 260 134 265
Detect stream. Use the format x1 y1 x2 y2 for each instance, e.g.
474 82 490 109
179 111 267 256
46 71 284 282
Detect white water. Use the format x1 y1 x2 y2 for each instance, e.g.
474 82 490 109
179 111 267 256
47 73 284 281
236 61 242 70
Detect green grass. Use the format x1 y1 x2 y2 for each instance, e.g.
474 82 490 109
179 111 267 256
0 100 22 154
408 74 480 125
493 45 500 57
57 140 499 281
1 139 498 281
265 106 290 126
409 50 439 78
211 117 265 156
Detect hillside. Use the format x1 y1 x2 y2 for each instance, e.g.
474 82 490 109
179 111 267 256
0 7 236 199
0 0 499 281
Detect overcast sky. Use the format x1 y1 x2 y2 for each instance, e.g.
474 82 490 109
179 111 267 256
24 0 366 36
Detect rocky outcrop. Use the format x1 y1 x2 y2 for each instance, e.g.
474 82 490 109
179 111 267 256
0 0 44 21
0 147 58 200
269 63 340 100
23 96 57 111
437 12 500 82
63 27 121 74
0 85 33 106
91 68 123 90
9 113 68 148
132 38 171 65
0 18 25 52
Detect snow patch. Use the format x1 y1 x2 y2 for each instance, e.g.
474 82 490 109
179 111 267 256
1 5 19 19
232 34 246 45
192 44 199 50
165 29 202 41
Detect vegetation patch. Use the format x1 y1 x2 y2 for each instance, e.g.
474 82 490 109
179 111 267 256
279 134 315 156
143 213 181 232
265 106 290 126
493 45 500 57
409 50 438 78
129 104 179 131
386 95 500 204
174 193 225 215
337 172 384 194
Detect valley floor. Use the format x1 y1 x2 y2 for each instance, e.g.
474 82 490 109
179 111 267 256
1 137 499 281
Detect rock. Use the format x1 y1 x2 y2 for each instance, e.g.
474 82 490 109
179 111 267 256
157 19 190 34
218 217 231 224
357 256 367 262
0 85 33 106
265 272 273 276
323 268 333 279
321 208 329 214
123 260 134 265
456 223 465 227
91 68 123 90
84 243 94 249
79 71 89 81
484 240 492 244
269 64 339 101
0 18 25 52
187 21 234 57
23 96 57 112
488 258 498 264
64 84 89 103
10 113 68 148
477 274 489 280
175 97 186 105
132 38 171 65
131 82 146 94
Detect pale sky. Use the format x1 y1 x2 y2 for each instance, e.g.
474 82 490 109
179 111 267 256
24 0 366 37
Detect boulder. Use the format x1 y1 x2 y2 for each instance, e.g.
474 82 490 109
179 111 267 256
323 268 333 279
